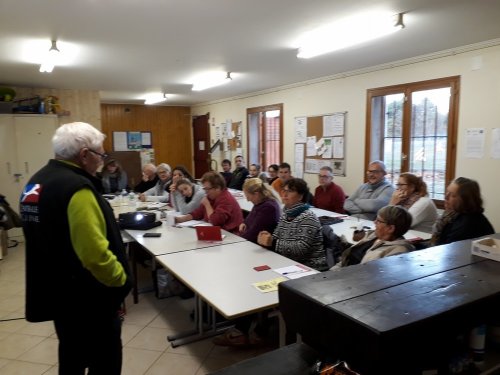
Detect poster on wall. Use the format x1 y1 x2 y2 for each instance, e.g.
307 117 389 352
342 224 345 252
113 132 128 151
127 132 142 149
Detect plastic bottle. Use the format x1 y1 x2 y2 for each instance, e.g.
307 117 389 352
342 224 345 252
120 189 128 206
128 191 137 207
470 324 486 363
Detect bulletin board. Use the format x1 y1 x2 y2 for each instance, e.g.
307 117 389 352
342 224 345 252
294 112 346 177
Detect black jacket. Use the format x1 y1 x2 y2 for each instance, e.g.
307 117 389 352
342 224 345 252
21 160 132 322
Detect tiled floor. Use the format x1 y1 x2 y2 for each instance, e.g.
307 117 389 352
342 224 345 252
0 237 275 375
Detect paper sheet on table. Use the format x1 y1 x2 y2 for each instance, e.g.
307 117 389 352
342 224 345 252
273 265 319 279
175 220 210 228
252 277 287 293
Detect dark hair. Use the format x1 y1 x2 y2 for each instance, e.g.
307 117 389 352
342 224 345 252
268 164 279 172
201 171 226 189
250 163 261 172
453 177 484 214
399 172 428 197
172 165 195 183
279 162 291 170
283 178 309 203
378 205 412 238
222 159 231 166
103 159 123 176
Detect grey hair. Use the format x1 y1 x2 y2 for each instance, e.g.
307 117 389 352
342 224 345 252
370 160 387 173
52 122 105 159
377 205 412 238
156 163 171 173
143 163 157 173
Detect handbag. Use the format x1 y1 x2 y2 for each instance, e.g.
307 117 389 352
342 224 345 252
0 195 22 230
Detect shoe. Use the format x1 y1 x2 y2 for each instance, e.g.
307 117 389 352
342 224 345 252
212 328 265 348
212 328 248 347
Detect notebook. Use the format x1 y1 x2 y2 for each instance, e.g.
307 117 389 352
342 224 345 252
195 225 223 241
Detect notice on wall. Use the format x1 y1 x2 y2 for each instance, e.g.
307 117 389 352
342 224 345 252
465 128 485 158
295 143 305 163
113 131 128 151
295 117 307 143
491 128 500 159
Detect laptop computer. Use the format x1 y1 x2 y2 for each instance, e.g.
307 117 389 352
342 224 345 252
195 225 223 241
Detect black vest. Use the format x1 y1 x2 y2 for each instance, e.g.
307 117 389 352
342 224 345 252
21 159 132 322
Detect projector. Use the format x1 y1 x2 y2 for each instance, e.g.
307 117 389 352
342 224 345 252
118 212 161 230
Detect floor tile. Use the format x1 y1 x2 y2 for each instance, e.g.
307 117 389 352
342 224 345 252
145 352 203 375
0 360 51 375
17 337 58 365
122 347 163 375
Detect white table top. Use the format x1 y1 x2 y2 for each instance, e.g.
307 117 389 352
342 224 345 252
330 216 431 243
125 223 247 256
156 240 307 319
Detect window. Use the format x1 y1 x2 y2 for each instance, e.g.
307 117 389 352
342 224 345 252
366 76 460 206
247 104 283 168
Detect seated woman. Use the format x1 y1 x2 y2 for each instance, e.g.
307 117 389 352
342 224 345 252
168 165 195 205
430 177 494 246
138 163 171 203
258 178 327 271
389 172 438 233
175 171 243 233
334 205 414 268
239 178 281 243
247 163 267 183
101 159 128 193
172 178 205 214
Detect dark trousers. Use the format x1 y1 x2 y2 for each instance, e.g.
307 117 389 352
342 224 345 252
53 311 122 375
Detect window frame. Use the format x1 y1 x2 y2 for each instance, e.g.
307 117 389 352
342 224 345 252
365 76 460 208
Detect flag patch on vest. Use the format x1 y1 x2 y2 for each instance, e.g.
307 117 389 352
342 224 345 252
21 184 42 203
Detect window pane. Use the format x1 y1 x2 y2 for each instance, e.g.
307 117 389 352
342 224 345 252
410 88 450 199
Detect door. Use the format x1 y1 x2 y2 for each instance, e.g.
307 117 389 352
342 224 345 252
192 114 210 178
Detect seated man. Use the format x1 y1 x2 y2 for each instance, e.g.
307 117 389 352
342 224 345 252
333 205 414 268
313 166 346 213
228 155 249 190
247 163 267 183
220 159 233 187
176 171 243 233
271 162 293 196
343 160 394 220
133 163 159 193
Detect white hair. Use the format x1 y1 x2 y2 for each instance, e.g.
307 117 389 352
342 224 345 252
156 163 171 173
52 122 105 159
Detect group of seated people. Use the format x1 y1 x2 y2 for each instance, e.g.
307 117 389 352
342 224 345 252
106 155 495 346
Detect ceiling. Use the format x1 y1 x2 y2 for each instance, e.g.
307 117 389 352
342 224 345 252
1 0 500 106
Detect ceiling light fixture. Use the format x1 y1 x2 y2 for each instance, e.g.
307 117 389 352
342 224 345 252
297 12 405 59
39 40 60 73
191 72 232 91
143 92 167 105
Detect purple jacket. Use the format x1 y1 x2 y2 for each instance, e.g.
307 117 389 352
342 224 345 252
241 199 281 243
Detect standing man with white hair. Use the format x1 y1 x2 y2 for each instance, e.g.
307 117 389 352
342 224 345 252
343 160 395 220
20 122 132 375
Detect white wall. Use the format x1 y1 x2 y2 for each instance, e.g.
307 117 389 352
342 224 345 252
192 43 500 231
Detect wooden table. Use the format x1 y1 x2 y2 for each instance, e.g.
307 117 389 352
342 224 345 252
279 234 500 374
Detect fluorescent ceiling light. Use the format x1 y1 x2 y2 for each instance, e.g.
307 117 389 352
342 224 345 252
297 12 405 59
39 40 60 73
192 72 232 91
143 92 167 105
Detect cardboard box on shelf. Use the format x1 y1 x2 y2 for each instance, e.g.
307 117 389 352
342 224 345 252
471 237 500 262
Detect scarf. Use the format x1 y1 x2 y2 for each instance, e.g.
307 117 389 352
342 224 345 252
284 202 311 220
430 209 459 245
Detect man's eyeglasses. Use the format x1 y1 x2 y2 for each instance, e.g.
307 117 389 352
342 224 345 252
88 149 108 159
367 170 383 174
319 175 331 178
203 186 215 191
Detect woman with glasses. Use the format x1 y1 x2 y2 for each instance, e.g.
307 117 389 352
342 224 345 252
257 178 327 271
175 171 243 233
430 177 494 246
333 205 414 268
138 163 171 203
389 172 437 233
